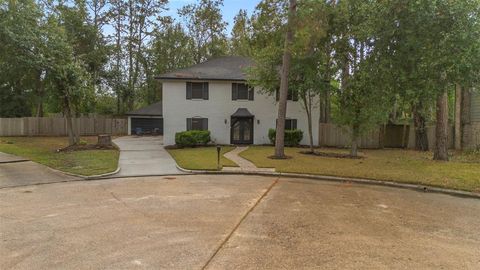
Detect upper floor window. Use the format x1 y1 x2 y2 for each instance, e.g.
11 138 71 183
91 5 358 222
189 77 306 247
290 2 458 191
186 82 209 100
187 117 208 131
276 88 298 101
232 83 254 101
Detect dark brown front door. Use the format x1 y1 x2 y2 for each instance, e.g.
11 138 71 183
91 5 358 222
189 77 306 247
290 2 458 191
231 117 254 144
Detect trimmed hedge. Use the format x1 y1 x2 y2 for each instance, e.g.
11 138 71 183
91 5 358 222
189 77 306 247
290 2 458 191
175 130 211 147
268 128 303 146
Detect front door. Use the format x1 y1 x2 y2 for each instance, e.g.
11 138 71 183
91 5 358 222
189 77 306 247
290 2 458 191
231 117 254 144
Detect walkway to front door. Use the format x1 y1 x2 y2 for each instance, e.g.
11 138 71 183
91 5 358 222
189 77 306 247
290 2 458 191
222 147 274 172
231 117 253 144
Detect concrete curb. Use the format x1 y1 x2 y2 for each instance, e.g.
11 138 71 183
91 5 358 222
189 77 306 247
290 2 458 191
175 165 480 199
0 159 29 164
48 166 121 180
89 172 191 180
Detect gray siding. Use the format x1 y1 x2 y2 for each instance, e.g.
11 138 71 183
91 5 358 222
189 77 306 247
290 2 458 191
472 91 480 122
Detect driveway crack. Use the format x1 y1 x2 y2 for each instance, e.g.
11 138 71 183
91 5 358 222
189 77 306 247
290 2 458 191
201 178 279 270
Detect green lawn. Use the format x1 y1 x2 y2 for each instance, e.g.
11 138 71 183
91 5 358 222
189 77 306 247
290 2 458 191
167 146 238 170
239 146 480 193
0 137 119 176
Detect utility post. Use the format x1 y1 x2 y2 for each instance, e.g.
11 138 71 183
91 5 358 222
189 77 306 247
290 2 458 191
216 145 221 170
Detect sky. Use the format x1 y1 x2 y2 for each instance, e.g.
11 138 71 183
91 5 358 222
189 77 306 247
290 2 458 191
166 0 262 34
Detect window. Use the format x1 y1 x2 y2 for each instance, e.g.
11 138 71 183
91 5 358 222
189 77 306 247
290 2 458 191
285 119 297 130
186 82 209 100
187 118 208 130
276 119 298 130
275 88 298 101
232 83 254 100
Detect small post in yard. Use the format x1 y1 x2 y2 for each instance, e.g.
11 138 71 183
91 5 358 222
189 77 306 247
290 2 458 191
216 145 221 170
97 134 112 147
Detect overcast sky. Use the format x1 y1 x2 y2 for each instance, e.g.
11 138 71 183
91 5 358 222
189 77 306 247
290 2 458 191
166 0 261 34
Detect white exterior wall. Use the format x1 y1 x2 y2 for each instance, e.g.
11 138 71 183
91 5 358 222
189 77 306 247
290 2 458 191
162 81 320 146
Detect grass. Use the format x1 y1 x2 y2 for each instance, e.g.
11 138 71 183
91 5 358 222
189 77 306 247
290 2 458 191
0 136 119 176
239 146 480 193
167 146 238 170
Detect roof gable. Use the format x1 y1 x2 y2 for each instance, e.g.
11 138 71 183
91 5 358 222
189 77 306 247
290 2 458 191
155 56 253 81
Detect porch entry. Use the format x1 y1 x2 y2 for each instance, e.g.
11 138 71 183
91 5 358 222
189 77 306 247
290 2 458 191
230 108 254 144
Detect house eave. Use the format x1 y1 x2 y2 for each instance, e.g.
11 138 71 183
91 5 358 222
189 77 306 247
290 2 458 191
126 114 163 117
154 76 247 82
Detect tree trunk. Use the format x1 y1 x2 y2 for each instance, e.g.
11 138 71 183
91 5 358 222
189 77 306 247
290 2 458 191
401 123 408 148
454 84 462 150
73 108 80 144
127 0 135 111
114 1 123 114
319 90 330 123
303 91 315 153
412 103 429 151
64 97 77 146
274 0 296 158
433 91 449 161
351 124 360 157
35 70 45 117
307 110 314 153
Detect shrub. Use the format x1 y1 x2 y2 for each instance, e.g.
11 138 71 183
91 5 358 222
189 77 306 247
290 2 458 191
268 128 303 146
175 130 211 147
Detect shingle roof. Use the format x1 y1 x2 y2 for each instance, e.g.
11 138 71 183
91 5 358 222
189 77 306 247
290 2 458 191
126 102 162 116
155 56 253 81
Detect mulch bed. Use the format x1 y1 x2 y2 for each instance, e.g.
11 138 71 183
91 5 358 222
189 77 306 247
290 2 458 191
300 150 364 159
268 155 292 160
57 144 116 152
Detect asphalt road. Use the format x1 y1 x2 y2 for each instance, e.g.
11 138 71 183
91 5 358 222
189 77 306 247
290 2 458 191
1 175 479 269
0 153 79 188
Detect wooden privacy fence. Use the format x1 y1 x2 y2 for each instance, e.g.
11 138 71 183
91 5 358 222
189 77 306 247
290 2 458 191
0 117 127 136
318 123 381 149
319 123 454 150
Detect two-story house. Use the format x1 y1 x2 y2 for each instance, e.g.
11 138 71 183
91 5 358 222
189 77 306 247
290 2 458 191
154 56 320 146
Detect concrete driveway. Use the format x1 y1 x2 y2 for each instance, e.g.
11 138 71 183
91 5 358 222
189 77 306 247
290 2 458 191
1 175 479 269
0 152 79 188
113 136 183 177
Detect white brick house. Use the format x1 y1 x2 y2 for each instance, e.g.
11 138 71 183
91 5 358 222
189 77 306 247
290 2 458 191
157 56 320 146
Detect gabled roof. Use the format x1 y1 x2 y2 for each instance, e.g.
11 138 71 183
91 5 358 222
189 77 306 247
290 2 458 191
126 102 162 116
155 56 253 81
231 108 254 117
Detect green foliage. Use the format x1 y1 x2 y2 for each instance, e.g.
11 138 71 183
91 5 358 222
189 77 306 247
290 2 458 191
246 0 286 96
371 0 480 123
230 9 252 56
268 128 303 147
175 130 211 147
1 0 479 137
0 0 44 117
178 0 228 63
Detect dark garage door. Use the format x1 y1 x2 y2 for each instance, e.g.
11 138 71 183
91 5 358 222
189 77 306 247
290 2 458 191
131 118 163 135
